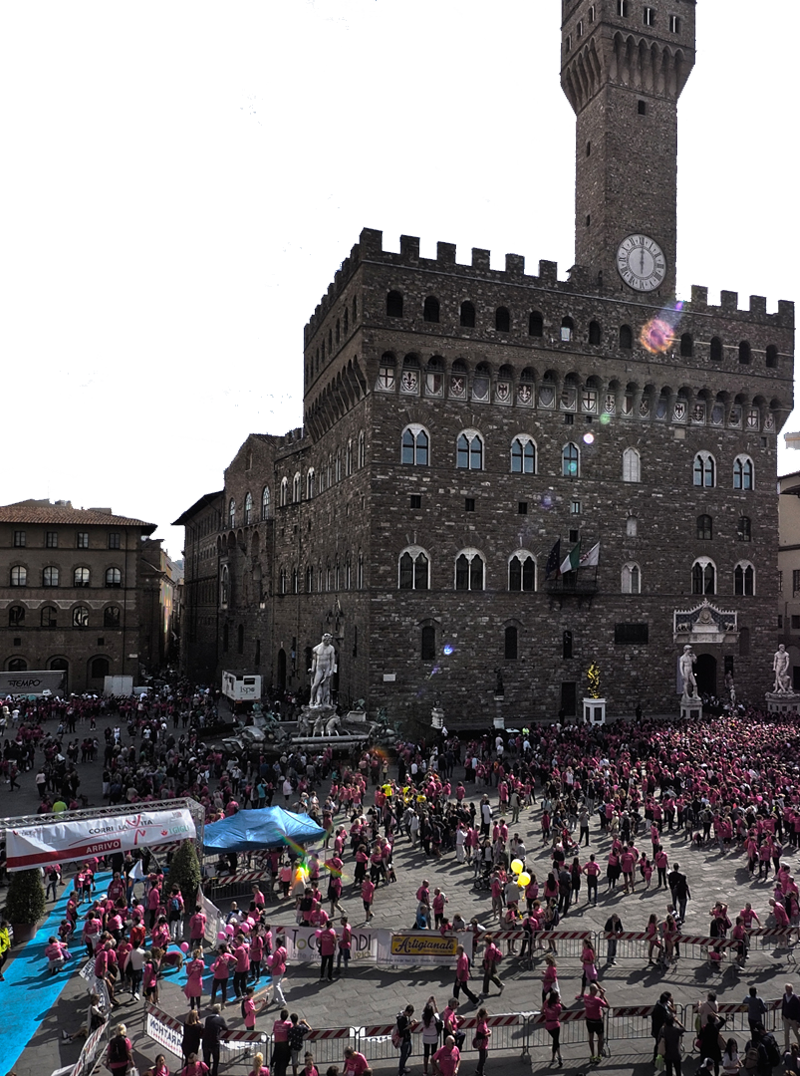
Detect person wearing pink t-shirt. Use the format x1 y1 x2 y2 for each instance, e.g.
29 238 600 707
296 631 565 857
579 982 609 1063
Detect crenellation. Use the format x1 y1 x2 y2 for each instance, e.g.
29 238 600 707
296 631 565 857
778 300 795 325
400 235 420 261
539 259 558 285
749 295 767 317
437 241 456 264
505 253 525 276
720 290 739 312
471 247 491 271
691 285 708 308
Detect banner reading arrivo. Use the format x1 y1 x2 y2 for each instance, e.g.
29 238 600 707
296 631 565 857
5 808 196 870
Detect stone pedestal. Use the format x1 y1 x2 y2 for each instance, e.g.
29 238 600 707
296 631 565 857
582 697 606 725
765 691 800 714
680 693 702 721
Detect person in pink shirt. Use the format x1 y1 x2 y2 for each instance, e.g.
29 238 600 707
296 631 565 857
45 936 70 974
453 944 479 1004
579 982 609 1062
269 935 288 1006
184 949 206 1010
361 878 375 922
318 924 337 982
432 889 448 929
210 944 236 1007
342 1047 369 1076
543 989 563 1067
241 986 267 1030
189 906 207 949
431 1035 460 1076
151 916 171 952
232 935 251 999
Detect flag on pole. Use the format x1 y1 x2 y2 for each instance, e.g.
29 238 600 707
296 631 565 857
580 541 600 567
544 539 561 580
560 541 581 574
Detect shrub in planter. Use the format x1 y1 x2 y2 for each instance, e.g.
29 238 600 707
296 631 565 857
168 840 202 906
4 868 47 943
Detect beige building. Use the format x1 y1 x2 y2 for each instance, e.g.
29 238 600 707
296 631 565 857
0 499 157 693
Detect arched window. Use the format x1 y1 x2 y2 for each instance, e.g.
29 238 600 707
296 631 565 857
739 340 751 365
306 470 315 499
261 486 271 520
74 567 90 587
710 336 723 361
280 477 289 507
504 626 519 660
460 301 476 328
626 516 638 537
105 567 122 588
619 324 633 349
386 290 403 317
10 565 27 587
457 430 484 470
7 658 27 671
588 320 602 345
401 425 430 466
89 656 110 679
421 625 436 660
766 345 778 369
733 454 754 490
104 606 121 628
495 306 510 332
279 567 287 595
693 452 715 487
43 567 59 587
244 492 253 524
529 311 544 337
680 333 693 358
562 442 580 478
622 447 641 482
346 440 353 476
398 547 430 590
228 498 236 528
692 558 716 595
8 605 24 627
220 565 229 605
508 551 536 592
510 435 536 474
305 565 314 593
455 550 485 591
293 472 301 502
734 561 755 596
738 516 752 542
292 567 299 594
423 296 440 322
41 606 57 628
621 562 641 594
561 316 574 342
697 514 713 540
72 605 90 628
358 430 366 468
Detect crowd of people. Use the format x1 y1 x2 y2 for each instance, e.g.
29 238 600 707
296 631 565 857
7 686 800 1075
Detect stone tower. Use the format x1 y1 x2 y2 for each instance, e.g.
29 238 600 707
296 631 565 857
561 0 696 296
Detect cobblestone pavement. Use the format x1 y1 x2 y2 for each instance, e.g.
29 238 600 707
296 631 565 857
4 715 799 1076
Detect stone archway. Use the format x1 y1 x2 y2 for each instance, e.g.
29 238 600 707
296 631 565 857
696 653 717 697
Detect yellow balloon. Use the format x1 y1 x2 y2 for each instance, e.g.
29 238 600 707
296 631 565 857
518 872 531 887
510 859 523 875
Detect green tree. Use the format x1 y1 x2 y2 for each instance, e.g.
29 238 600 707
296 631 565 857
4 868 47 925
168 840 202 905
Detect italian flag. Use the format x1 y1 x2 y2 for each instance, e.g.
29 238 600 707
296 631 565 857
559 541 581 574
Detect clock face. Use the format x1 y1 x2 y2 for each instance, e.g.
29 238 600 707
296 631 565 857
616 234 667 292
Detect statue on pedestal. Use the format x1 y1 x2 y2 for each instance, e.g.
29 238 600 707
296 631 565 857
309 632 336 707
679 645 699 700
773 644 791 695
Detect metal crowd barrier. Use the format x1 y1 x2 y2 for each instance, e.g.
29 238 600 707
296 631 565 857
283 999 788 1065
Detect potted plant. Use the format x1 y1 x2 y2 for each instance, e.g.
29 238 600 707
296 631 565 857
4 868 47 944
168 840 202 908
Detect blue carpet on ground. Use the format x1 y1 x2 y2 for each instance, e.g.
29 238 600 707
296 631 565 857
0 870 112 1076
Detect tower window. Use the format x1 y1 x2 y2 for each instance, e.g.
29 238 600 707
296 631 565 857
423 296 440 323
693 451 716 487
617 0 629 15
495 306 511 332
637 100 647 116
510 435 536 474
733 454 754 490
464 498 475 512
399 547 430 590
643 7 655 27
734 562 755 596
455 551 485 592
562 442 580 478
738 516 752 542
508 552 536 592
680 333 693 358
460 301 476 328
586 214 591 227
739 340 751 365
504 626 518 661
697 514 713 541
577 20 583 37
457 430 484 470
563 630 573 659
421 625 436 661
669 14 680 32
589 320 602 345
529 311 544 337
561 316 574 342
588 5 595 22
586 141 591 157
710 337 723 361
401 425 430 466
386 290 403 317
692 559 716 595
766 344 778 368
619 324 633 349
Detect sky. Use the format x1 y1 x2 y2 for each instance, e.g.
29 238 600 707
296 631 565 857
2 0 797 558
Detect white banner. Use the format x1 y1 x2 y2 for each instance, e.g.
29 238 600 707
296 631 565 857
146 1010 184 1061
281 926 473 966
6 808 196 871
197 887 224 946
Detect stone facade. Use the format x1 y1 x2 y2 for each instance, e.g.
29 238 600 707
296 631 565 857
175 1 794 728
0 500 157 693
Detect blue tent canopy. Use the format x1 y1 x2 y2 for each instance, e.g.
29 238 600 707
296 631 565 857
203 806 325 852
